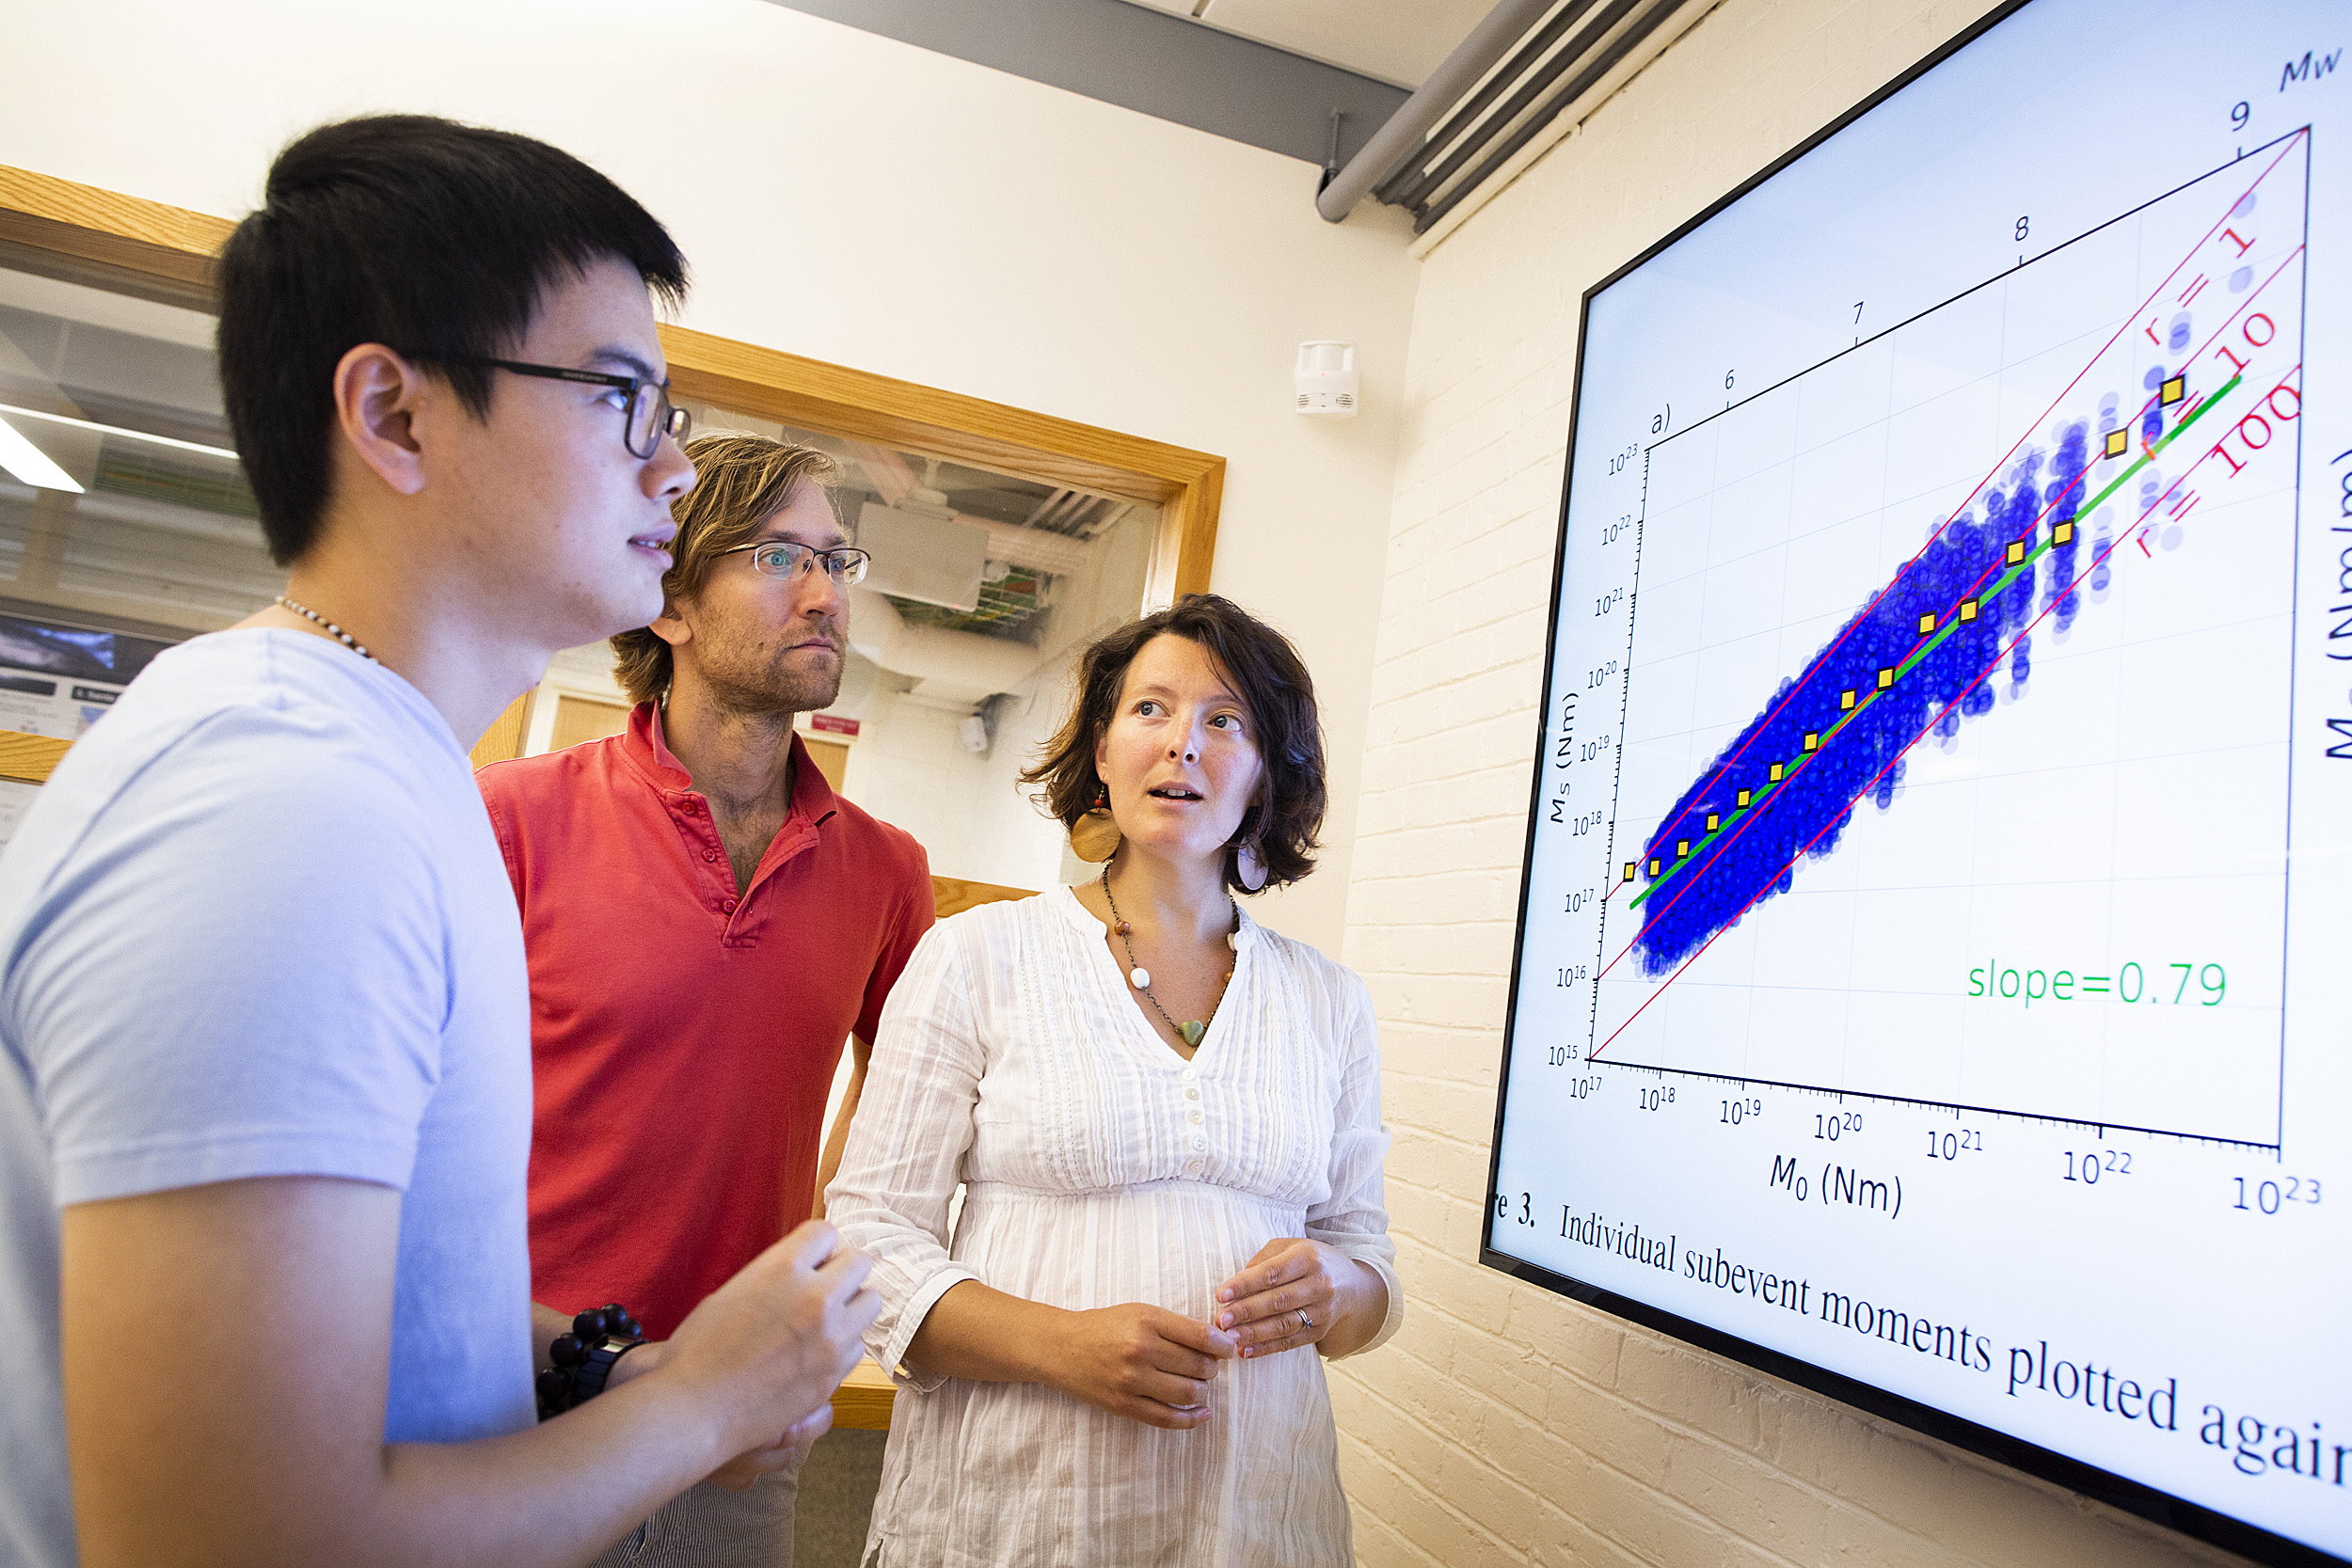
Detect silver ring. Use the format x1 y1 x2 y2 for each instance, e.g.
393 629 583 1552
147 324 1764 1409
1298 1310 1313 1332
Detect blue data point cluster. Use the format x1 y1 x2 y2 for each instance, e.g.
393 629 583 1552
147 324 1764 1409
1629 432 2098 978
2042 421 2090 634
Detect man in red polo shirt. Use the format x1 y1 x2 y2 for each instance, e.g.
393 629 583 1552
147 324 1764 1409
478 433 931 1567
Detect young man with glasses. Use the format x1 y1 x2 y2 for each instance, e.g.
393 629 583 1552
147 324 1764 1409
477 431 932 1567
0 118 878 1568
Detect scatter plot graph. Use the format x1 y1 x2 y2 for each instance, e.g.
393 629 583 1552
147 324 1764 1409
1585 138 2309 1145
1488 9 2350 1556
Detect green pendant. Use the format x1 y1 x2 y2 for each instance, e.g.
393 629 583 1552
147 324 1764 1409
1178 1020 1206 1048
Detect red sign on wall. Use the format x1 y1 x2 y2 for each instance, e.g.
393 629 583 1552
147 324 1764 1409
808 714 861 736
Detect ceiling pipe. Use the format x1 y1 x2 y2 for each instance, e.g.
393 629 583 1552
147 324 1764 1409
1315 0 1561 223
1380 0 1618 211
1376 0 1604 205
1412 0 1692 235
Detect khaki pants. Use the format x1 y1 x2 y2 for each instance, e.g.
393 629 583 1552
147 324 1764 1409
590 1451 805 1568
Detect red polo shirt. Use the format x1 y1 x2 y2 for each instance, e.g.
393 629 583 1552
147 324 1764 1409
478 704 931 1338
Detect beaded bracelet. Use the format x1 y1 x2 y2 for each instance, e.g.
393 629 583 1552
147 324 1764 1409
536 1303 644 1419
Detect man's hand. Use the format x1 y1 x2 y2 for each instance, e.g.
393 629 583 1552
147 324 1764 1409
1212 1240 1382 1358
61 1180 881 1568
604 1341 833 1490
654 1220 879 1462
1040 1303 1238 1430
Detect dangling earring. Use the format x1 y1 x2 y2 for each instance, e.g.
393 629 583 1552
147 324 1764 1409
1233 838 1268 893
1071 784 1120 863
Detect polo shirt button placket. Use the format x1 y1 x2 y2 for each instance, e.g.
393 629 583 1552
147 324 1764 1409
721 897 739 915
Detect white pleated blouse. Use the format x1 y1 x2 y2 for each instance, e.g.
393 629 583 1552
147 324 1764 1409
826 883 1402 1568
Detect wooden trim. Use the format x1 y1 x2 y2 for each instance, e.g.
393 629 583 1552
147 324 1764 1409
930 874 1036 921
0 164 1227 602
0 729 72 785
830 1356 898 1430
1150 447 1224 605
468 692 534 769
0 166 229 309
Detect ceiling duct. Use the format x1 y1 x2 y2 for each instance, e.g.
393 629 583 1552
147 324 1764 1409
845 585 1045 705
1318 0 1700 234
979 518 1089 578
1021 487 1128 540
857 501 989 612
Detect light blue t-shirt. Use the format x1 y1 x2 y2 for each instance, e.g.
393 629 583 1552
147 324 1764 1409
0 629 535 1568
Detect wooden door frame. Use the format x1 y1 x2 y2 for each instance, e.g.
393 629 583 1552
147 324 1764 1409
0 164 1225 608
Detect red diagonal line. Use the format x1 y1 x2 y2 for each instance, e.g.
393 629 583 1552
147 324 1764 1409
2175 242 2306 391
1633 133 2304 858
1590 434 2245 1061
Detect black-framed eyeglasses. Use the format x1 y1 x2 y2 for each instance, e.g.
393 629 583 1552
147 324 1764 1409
715 539 872 586
453 356 691 459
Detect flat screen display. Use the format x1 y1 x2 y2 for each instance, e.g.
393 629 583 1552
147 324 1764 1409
1486 3 2349 1560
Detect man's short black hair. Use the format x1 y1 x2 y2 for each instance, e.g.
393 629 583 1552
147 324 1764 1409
215 115 688 564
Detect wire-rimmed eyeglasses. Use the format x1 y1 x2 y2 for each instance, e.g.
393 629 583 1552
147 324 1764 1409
453 356 691 459
715 538 872 586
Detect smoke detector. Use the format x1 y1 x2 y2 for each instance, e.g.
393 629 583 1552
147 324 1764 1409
1295 341 1358 418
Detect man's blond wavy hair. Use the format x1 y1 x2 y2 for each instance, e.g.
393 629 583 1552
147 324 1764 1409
610 432 840 705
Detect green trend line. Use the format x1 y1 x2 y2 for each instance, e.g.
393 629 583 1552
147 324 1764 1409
1622 372 2242 914
2070 371 2239 524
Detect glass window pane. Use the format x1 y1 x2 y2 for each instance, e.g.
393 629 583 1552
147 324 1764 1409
0 261 279 736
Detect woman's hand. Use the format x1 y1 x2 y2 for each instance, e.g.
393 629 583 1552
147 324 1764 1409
1042 1304 1239 1430
1213 1240 1383 1359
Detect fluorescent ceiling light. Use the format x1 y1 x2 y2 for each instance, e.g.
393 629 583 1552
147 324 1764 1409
0 416 83 493
0 403 238 462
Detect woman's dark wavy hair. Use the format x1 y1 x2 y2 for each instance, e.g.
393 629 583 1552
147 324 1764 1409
215 114 687 564
1022 594 1325 894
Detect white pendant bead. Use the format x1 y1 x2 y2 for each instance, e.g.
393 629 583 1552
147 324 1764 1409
1227 932 1238 950
1130 966 1151 990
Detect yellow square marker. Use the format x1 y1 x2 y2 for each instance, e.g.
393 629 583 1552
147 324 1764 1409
2006 539 2026 566
1877 667 1895 689
2161 375 2185 405
2053 519 2074 546
1647 858 1661 877
1918 611 1937 635
1769 762 1785 782
1840 689 1856 710
1803 732 1820 752
1960 598 1980 623
1676 839 1691 859
1624 862 1637 882
1736 788 1752 807
2105 428 2129 458
1706 813 1720 832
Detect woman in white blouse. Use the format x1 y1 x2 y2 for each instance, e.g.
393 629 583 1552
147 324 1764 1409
826 594 1401 1567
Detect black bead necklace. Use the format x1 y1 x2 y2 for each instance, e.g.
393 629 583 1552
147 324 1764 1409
1101 862 1237 1050
277 594 377 662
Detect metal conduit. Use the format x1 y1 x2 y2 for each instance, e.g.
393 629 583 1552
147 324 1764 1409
1412 0 1692 234
1375 0 1605 208
1320 0 1696 232
1314 0 1559 222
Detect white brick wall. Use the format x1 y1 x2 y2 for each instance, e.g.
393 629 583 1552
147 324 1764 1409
1332 1 2252 1561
